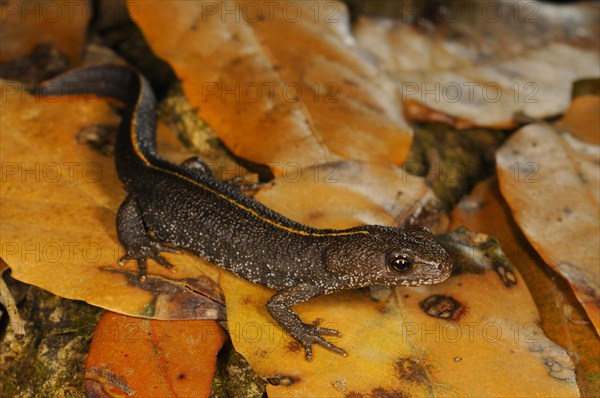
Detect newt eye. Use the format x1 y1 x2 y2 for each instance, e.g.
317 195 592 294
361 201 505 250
388 254 413 272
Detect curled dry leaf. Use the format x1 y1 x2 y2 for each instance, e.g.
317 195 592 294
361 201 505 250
450 178 600 397
0 82 225 321
85 312 226 397
354 1 600 127
221 228 578 397
128 0 412 173
496 124 600 334
0 0 89 65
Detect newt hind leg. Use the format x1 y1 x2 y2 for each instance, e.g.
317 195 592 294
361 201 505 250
180 156 263 193
180 156 213 179
116 194 178 282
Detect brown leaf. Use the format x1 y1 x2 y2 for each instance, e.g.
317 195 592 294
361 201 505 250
354 1 600 127
85 312 226 397
128 0 413 172
221 228 578 397
496 124 600 333
0 81 225 320
450 178 600 397
0 0 90 64
404 100 479 130
556 95 600 145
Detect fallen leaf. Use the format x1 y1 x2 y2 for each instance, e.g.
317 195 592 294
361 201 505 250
0 81 225 320
0 0 90 64
403 100 477 130
496 124 600 333
221 228 579 397
254 161 445 231
450 178 600 398
128 0 413 173
85 312 226 397
354 1 600 127
556 95 600 145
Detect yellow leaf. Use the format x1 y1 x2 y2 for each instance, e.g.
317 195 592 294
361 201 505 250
0 81 225 320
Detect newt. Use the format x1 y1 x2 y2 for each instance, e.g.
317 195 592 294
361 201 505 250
35 65 453 360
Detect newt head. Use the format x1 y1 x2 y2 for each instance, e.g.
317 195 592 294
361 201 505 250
323 225 453 289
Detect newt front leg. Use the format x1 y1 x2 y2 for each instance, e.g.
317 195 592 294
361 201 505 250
267 284 347 361
116 194 178 282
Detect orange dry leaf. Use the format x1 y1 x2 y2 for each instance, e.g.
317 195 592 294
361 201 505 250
0 81 225 320
128 0 413 173
85 312 226 397
556 95 600 145
496 124 600 333
354 1 600 127
0 0 90 64
220 228 578 397
450 178 600 397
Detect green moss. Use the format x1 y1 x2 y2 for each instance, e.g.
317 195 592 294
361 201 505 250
404 123 505 210
211 339 266 398
0 286 103 398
